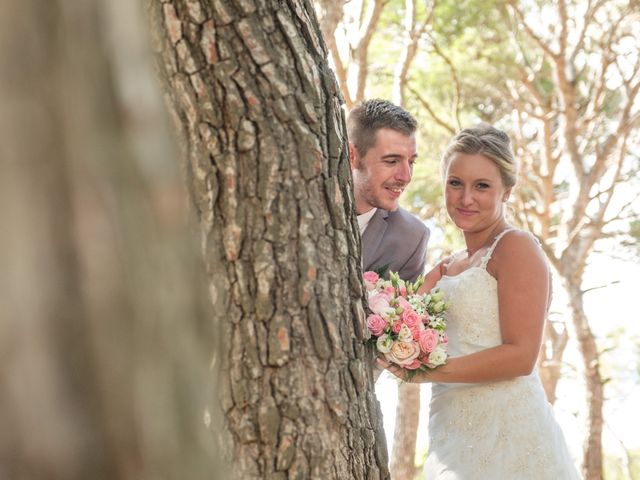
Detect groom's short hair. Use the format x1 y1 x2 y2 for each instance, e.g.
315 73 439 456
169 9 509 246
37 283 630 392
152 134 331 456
347 99 417 157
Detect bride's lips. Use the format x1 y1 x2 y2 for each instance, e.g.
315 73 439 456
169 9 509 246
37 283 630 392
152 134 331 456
456 208 477 216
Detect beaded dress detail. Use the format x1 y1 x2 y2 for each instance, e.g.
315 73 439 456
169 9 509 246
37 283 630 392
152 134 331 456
423 229 581 479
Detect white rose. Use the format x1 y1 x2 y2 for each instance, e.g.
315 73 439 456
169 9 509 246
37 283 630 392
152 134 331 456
379 307 398 322
397 324 413 343
427 345 448 367
376 334 394 353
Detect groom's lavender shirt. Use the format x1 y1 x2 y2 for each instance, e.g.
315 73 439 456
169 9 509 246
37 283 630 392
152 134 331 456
362 207 429 283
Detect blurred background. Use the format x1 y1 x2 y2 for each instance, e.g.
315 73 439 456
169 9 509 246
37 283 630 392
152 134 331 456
312 0 640 478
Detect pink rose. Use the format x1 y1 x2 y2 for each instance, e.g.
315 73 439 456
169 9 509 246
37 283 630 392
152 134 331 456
396 297 413 312
368 292 391 314
385 341 421 366
402 309 421 328
363 271 380 291
418 329 439 353
391 320 403 334
399 286 407 296
404 358 422 370
402 310 423 340
421 312 430 324
366 314 387 336
409 325 422 341
441 333 449 345
363 271 379 283
383 285 395 295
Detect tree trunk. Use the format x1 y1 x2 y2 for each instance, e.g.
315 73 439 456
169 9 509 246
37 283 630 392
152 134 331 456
389 383 420 480
537 320 570 405
0 1 220 479
149 1 389 478
564 278 604 480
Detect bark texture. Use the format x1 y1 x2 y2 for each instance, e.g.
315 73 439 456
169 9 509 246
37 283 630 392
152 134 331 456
1 1 219 479
149 1 389 478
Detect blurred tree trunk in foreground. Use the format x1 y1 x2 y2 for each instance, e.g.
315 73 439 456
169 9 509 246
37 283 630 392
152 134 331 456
0 1 221 479
149 1 390 478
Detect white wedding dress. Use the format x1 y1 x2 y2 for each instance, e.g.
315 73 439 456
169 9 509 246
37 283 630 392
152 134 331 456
423 229 581 479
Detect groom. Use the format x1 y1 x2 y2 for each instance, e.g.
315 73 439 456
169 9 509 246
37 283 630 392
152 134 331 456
347 99 429 283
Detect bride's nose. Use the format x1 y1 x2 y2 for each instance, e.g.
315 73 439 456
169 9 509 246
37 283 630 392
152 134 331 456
461 187 474 205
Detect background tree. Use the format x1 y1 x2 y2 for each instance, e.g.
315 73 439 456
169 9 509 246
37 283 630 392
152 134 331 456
493 3 639 477
0 1 221 478
316 0 386 109
402 1 640 478
315 0 640 478
149 1 390 478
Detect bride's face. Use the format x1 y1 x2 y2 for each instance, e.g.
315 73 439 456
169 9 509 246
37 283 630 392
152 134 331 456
444 152 510 232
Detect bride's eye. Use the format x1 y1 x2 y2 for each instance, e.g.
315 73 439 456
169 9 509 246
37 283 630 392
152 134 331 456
447 179 461 187
476 182 490 189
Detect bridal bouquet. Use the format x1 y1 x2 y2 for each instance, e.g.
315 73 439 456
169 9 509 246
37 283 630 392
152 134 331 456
364 271 448 371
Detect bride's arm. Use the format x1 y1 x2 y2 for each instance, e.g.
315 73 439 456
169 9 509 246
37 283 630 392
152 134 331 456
384 232 550 384
417 259 448 294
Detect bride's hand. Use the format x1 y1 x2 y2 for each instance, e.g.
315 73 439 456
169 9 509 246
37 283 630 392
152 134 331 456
376 356 412 382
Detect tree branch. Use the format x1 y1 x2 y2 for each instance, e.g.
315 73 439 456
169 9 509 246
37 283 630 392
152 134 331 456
352 0 386 103
392 0 435 105
507 0 558 59
407 84 456 134
425 29 462 129
569 0 605 65
582 281 621 295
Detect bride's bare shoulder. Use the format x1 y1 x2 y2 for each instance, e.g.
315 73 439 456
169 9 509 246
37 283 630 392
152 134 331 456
491 229 548 272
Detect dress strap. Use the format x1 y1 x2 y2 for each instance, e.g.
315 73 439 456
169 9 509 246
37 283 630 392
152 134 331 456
479 228 517 269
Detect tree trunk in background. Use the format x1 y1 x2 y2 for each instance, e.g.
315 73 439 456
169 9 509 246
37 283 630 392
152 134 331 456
537 320 569 405
565 279 604 480
390 383 420 480
0 1 220 479
150 1 389 478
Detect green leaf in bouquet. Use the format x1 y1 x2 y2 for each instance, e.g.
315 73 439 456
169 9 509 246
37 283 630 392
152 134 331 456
373 264 389 278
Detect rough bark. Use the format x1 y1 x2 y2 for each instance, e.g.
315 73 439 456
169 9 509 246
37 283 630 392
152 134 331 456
389 383 420 480
0 1 219 479
149 1 389 478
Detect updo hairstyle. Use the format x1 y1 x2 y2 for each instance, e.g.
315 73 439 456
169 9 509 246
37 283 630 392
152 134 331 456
441 124 518 189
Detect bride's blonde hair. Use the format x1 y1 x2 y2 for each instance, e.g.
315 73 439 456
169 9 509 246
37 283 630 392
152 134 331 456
441 124 518 189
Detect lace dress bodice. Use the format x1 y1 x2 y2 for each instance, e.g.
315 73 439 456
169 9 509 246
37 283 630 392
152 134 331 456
423 229 581 479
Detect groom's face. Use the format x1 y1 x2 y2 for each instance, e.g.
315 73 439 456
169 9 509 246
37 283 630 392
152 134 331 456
350 128 417 214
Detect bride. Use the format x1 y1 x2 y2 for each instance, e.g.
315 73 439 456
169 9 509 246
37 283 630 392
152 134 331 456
378 125 581 479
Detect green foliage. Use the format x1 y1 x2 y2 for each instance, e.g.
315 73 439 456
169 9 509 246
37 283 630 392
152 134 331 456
603 449 640 480
625 219 640 255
